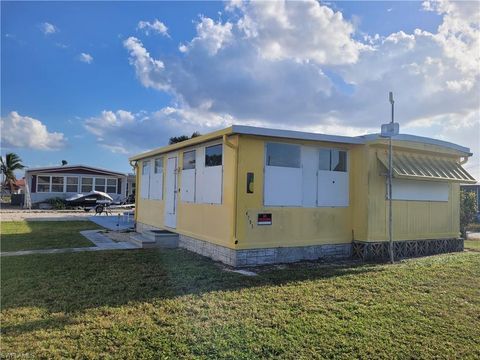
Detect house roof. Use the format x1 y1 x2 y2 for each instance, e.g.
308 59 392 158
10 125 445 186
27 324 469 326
25 164 126 177
129 125 473 161
360 133 472 156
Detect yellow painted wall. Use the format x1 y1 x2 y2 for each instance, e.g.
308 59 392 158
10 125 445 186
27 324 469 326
136 158 165 227
135 136 238 249
137 198 165 227
365 144 461 241
235 135 360 249
350 145 369 241
136 133 464 250
176 136 238 248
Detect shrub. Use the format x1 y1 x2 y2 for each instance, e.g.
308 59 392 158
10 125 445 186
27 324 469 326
466 223 480 232
46 197 66 210
460 190 477 238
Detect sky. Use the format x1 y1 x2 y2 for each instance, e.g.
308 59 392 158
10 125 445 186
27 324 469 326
1 0 479 180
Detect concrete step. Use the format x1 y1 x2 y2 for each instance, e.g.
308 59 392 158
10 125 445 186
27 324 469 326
129 234 157 249
129 231 179 249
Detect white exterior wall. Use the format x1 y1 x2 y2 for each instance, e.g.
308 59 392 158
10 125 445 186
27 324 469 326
26 172 127 204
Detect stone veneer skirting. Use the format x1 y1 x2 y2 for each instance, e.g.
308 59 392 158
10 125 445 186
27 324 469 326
179 234 351 267
136 222 351 267
136 222 463 266
352 238 464 261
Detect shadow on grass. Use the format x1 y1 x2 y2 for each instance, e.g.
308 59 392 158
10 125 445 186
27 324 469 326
1 248 380 311
1 315 75 336
1 248 382 335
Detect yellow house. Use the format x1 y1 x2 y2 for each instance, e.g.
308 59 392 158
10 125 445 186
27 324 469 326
129 125 476 266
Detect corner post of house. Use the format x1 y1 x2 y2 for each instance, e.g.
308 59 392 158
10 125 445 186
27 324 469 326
223 134 239 246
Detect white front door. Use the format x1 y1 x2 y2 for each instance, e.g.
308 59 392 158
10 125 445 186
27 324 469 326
164 156 178 228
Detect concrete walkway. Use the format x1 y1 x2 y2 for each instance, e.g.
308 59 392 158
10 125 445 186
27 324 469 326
88 215 134 231
1 230 138 257
467 232 480 240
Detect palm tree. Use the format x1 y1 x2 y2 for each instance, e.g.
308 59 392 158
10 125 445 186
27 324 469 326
1 153 25 194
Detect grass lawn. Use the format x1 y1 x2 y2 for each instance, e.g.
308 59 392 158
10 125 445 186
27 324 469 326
1 249 479 359
465 239 480 251
0 221 101 252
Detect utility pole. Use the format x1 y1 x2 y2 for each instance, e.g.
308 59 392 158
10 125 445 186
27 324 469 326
388 92 394 264
381 92 399 264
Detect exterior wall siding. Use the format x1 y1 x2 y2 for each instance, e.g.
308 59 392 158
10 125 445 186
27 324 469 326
135 136 239 249
134 132 467 266
365 145 460 241
235 135 359 250
26 172 127 203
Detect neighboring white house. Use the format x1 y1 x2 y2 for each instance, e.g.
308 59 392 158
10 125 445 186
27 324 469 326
24 165 127 204
126 173 136 197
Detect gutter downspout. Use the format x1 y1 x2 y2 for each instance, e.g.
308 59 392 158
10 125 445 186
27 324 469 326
223 134 239 246
459 156 469 165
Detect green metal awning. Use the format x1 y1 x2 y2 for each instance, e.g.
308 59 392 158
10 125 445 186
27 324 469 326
377 152 476 183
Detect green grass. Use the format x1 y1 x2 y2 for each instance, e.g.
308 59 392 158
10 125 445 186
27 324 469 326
1 249 479 359
0 221 101 252
465 239 480 251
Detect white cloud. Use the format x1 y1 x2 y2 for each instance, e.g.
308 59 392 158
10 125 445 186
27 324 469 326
229 0 367 65
117 0 479 179
184 16 234 56
1 111 66 150
137 19 169 36
123 37 168 91
40 22 57 35
83 107 234 154
79 53 93 64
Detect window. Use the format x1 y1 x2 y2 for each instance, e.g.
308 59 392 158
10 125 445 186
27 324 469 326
266 143 301 168
317 149 349 207
318 149 330 171
263 144 349 208
37 176 50 192
107 178 117 193
183 150 196 170
391 179 448 201
318 148 347 172
81 177 93 192
142 161 150 175
95 178 106 192
264 143 302 206
66 177 79 192
141 160 150 199
205 144 222 167
182 150 196 202
154 158 163 174
51 176 64 192
332 150 347 172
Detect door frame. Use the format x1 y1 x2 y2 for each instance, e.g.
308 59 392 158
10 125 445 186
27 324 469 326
164 154 178 228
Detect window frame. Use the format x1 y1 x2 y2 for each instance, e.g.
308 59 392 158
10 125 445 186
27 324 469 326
66 176 79 193
265 142 302 168
318 147 348 172
37 175 51 193
205 144 223 167
81 177 94 193
154 157 163 174
94 177 106 192
183 150 196 170
49 176 64 193
142 160 150 175
106 178 117 194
